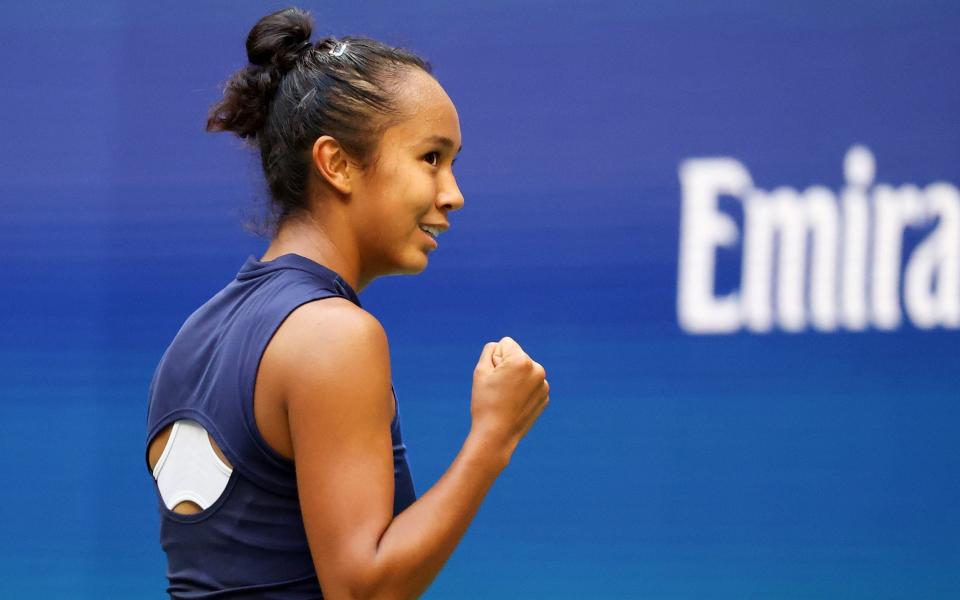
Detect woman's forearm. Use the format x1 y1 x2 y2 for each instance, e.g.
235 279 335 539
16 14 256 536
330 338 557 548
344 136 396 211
362 430 510 600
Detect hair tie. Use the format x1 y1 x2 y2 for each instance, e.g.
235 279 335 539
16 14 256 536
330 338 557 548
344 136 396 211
329 42 347 57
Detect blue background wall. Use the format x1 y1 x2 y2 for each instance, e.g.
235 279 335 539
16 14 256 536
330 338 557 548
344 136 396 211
2 1 958 597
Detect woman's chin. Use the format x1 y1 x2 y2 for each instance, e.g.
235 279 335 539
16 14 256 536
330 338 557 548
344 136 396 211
407 256 429 274
390 252 429 275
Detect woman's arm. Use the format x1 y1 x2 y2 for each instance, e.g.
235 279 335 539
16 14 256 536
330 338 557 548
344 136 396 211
274 298 536 600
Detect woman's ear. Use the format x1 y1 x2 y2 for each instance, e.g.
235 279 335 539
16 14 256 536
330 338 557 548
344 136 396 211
310 136 355 195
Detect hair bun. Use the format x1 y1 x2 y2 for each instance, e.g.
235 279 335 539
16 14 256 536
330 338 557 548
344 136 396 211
205 8 316 139
245 7 314 72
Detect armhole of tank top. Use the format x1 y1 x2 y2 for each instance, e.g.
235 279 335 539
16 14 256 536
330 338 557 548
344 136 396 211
390 385 399 426
150 417 239 523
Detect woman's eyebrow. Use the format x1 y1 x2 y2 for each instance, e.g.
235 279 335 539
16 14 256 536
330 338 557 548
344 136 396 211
421 135 462 154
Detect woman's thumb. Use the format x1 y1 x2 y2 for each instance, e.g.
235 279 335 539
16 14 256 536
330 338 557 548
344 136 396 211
491 342 504 368
476 342 498 372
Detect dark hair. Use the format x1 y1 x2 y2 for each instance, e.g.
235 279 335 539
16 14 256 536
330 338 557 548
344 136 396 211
206 7 432 233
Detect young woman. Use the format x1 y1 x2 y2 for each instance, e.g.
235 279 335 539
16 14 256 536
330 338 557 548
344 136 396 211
145 7 550 599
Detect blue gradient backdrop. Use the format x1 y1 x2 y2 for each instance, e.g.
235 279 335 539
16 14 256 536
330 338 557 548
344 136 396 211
2 2 958 598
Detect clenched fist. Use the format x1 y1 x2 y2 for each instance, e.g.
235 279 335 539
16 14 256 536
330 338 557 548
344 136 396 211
470 337 550 460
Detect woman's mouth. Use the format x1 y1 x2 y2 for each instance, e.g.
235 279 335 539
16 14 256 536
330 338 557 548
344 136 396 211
418 224 443 248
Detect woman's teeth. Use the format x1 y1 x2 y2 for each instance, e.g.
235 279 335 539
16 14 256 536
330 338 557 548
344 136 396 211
419 225 441 238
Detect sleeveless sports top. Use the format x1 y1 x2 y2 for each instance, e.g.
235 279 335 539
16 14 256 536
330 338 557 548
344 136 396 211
145 253 417 599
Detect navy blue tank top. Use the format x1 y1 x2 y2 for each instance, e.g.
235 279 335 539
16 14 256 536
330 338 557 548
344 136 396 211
145 253 417 599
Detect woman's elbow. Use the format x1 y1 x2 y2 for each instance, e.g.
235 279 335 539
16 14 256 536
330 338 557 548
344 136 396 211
317 557 398 600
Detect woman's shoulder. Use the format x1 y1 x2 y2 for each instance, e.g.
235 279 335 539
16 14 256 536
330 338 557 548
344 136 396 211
258 293 395 444
266 297 390 383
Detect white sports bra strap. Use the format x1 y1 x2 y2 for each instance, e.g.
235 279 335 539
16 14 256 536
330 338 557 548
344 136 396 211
153 420 233 511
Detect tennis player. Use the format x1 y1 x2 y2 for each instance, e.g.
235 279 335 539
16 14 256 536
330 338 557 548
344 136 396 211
145 7 549 598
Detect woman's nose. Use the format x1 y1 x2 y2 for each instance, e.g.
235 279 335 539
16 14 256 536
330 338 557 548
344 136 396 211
438 174 465 212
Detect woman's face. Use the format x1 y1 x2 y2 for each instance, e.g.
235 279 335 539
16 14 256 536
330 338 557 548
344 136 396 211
349 68 464 279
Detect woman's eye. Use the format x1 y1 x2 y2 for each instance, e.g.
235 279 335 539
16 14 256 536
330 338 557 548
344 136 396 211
424 152 440 167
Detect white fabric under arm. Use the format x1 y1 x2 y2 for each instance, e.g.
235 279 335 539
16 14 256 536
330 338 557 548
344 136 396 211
153 420 233 511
